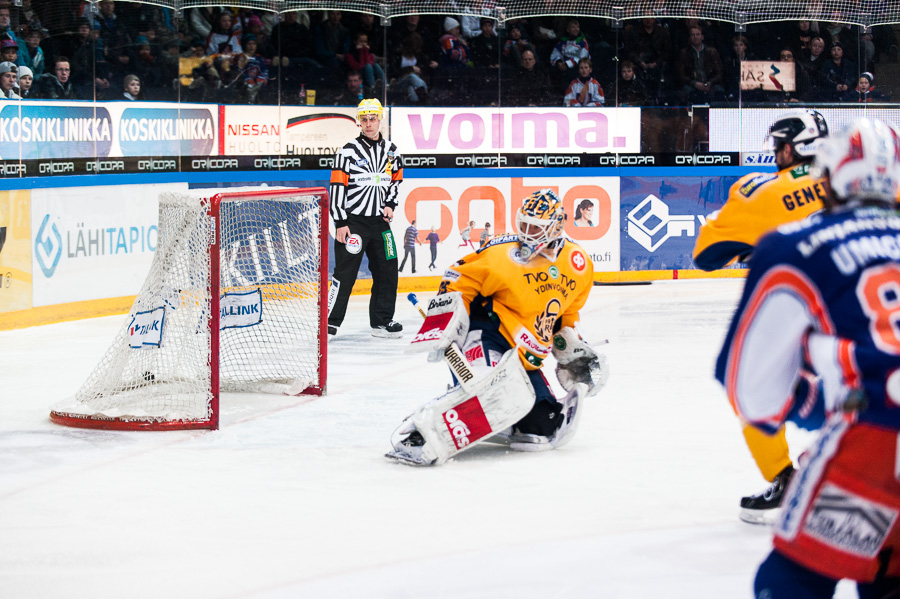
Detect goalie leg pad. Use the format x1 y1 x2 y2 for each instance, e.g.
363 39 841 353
389 348 536 465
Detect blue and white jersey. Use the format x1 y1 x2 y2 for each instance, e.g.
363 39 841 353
716 205 900 433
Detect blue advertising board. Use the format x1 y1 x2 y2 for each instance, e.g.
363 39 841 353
620 176 741 270
119 107 215 157
0 104 113 159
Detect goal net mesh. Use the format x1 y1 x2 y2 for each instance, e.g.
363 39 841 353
53 187 324 426
165 0 897 26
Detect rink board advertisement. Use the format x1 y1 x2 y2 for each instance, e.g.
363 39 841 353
30 183 187 307
390 176 621 274
390 107 641 155
0 101 218 160
619 176 741 271
220 106 360 156
710 107 900 155
0 189 32 312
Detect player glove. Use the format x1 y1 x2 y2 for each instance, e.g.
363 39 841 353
552 327 608 397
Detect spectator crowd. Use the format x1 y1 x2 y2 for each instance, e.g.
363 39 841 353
0 1 896 106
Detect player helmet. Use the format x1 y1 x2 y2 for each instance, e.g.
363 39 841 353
763 109 828 158
515 189 566 261
812 118 900 206
357 98 383 123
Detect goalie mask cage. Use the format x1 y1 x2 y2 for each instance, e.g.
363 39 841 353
50 186 329 431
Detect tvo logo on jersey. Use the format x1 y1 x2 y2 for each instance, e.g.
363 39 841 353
627 195 696 252
34 213 62 278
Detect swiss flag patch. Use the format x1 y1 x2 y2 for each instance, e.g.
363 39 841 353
570 250 587 271
411 312 453 345
443 397 492 449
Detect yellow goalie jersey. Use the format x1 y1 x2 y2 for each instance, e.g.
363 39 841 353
693 163 826 271
440 235 594 370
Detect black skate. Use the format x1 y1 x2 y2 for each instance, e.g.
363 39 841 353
372 320 403 339
739 465 795 525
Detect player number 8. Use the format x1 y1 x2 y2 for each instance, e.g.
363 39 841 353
858 263 900 355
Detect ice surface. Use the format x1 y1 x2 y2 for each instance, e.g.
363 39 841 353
0 279 856 598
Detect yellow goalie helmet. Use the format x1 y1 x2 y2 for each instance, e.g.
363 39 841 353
357 98 384 122
516 189 566 261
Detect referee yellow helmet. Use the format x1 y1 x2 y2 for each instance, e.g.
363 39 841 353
357 98 384 123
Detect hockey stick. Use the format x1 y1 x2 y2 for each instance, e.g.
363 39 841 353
407 292 426 318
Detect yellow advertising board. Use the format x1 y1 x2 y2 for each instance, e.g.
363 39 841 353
0 189 32 312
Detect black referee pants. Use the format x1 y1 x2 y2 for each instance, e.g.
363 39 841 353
328 214 399 329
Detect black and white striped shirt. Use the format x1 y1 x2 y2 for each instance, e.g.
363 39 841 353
330 133 403 228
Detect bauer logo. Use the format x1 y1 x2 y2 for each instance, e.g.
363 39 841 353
443 398 492 450
0 104 113 159
627 195 696 252
34 213 62 278
220 289 263 330
119 107 215 156
128 306 165 349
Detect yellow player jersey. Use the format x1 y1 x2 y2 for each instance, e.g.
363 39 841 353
440 235 594 370
693 163 826 271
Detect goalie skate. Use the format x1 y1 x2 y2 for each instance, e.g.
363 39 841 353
509 382 587 452
385 429 435 466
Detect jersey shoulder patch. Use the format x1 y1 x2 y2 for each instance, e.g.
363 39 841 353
477 234 519 252
788 163 812 179
737 173 778 198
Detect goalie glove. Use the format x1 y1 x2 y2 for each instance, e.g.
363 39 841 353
552 327 608 397
407 291 470 362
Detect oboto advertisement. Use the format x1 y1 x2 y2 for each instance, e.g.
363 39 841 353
221 105 360 156
30 183 187 307
391 107 641 155
0 189 31 312
391 176 620 274
0 101 218 160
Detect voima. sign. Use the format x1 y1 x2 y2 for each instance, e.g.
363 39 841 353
391 107 641 154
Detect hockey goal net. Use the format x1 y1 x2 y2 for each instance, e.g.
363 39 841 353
50 186 328 431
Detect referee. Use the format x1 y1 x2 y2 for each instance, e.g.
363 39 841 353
328 98 404 338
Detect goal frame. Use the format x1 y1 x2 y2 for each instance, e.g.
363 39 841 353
49 186 329 431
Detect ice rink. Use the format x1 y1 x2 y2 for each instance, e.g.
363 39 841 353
1 278 857 598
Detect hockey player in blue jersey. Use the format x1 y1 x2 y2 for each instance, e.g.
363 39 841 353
717 118 900 597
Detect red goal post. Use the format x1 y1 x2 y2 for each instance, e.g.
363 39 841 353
50 186 329 431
